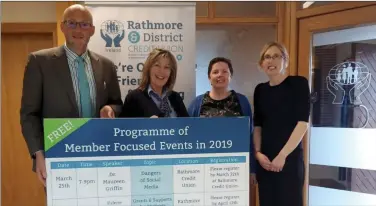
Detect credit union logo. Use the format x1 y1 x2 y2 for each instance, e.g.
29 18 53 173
100 20 125 52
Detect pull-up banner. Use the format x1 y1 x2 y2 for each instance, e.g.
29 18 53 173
86 2 196 105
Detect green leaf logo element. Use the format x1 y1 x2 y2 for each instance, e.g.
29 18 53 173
44 118 90 151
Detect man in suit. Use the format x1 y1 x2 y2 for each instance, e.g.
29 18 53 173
20 4 123 187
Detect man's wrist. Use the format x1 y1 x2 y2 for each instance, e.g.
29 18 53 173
33 150 44 158
104 105 115 113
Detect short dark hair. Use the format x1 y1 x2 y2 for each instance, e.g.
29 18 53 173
208 57 234 78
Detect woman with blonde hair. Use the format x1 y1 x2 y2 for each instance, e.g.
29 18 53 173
119 48 188 118
253 42 310 206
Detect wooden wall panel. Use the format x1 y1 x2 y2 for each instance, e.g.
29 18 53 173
2 23 56 206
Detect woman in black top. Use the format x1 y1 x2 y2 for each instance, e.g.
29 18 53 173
119 48 189 118
253 42 310 206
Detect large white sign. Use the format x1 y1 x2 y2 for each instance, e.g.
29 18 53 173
86 2 196 105
45 118 250 206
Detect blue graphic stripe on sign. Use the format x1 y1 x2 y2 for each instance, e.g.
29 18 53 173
45 117 250 158
50 156 246 169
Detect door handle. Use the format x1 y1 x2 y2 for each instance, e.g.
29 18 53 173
357 104 369 128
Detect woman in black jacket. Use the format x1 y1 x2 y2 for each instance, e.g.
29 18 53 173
119 48 189 118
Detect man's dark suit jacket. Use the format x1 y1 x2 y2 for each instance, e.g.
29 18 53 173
20 46 123 171
119 89 189 118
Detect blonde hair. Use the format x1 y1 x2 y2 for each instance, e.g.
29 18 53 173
258 41 289 69
138 48 178 91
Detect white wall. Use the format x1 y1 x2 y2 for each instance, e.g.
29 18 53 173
196 25 275 104
1 2 56 22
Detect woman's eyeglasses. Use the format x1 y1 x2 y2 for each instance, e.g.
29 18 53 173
263 54 283 61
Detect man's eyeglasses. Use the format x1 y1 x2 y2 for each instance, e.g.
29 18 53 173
63 20 93 30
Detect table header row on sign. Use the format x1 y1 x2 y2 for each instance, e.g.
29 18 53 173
50 156 247 169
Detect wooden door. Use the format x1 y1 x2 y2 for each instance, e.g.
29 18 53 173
298 4 376 206
1 32 54 206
